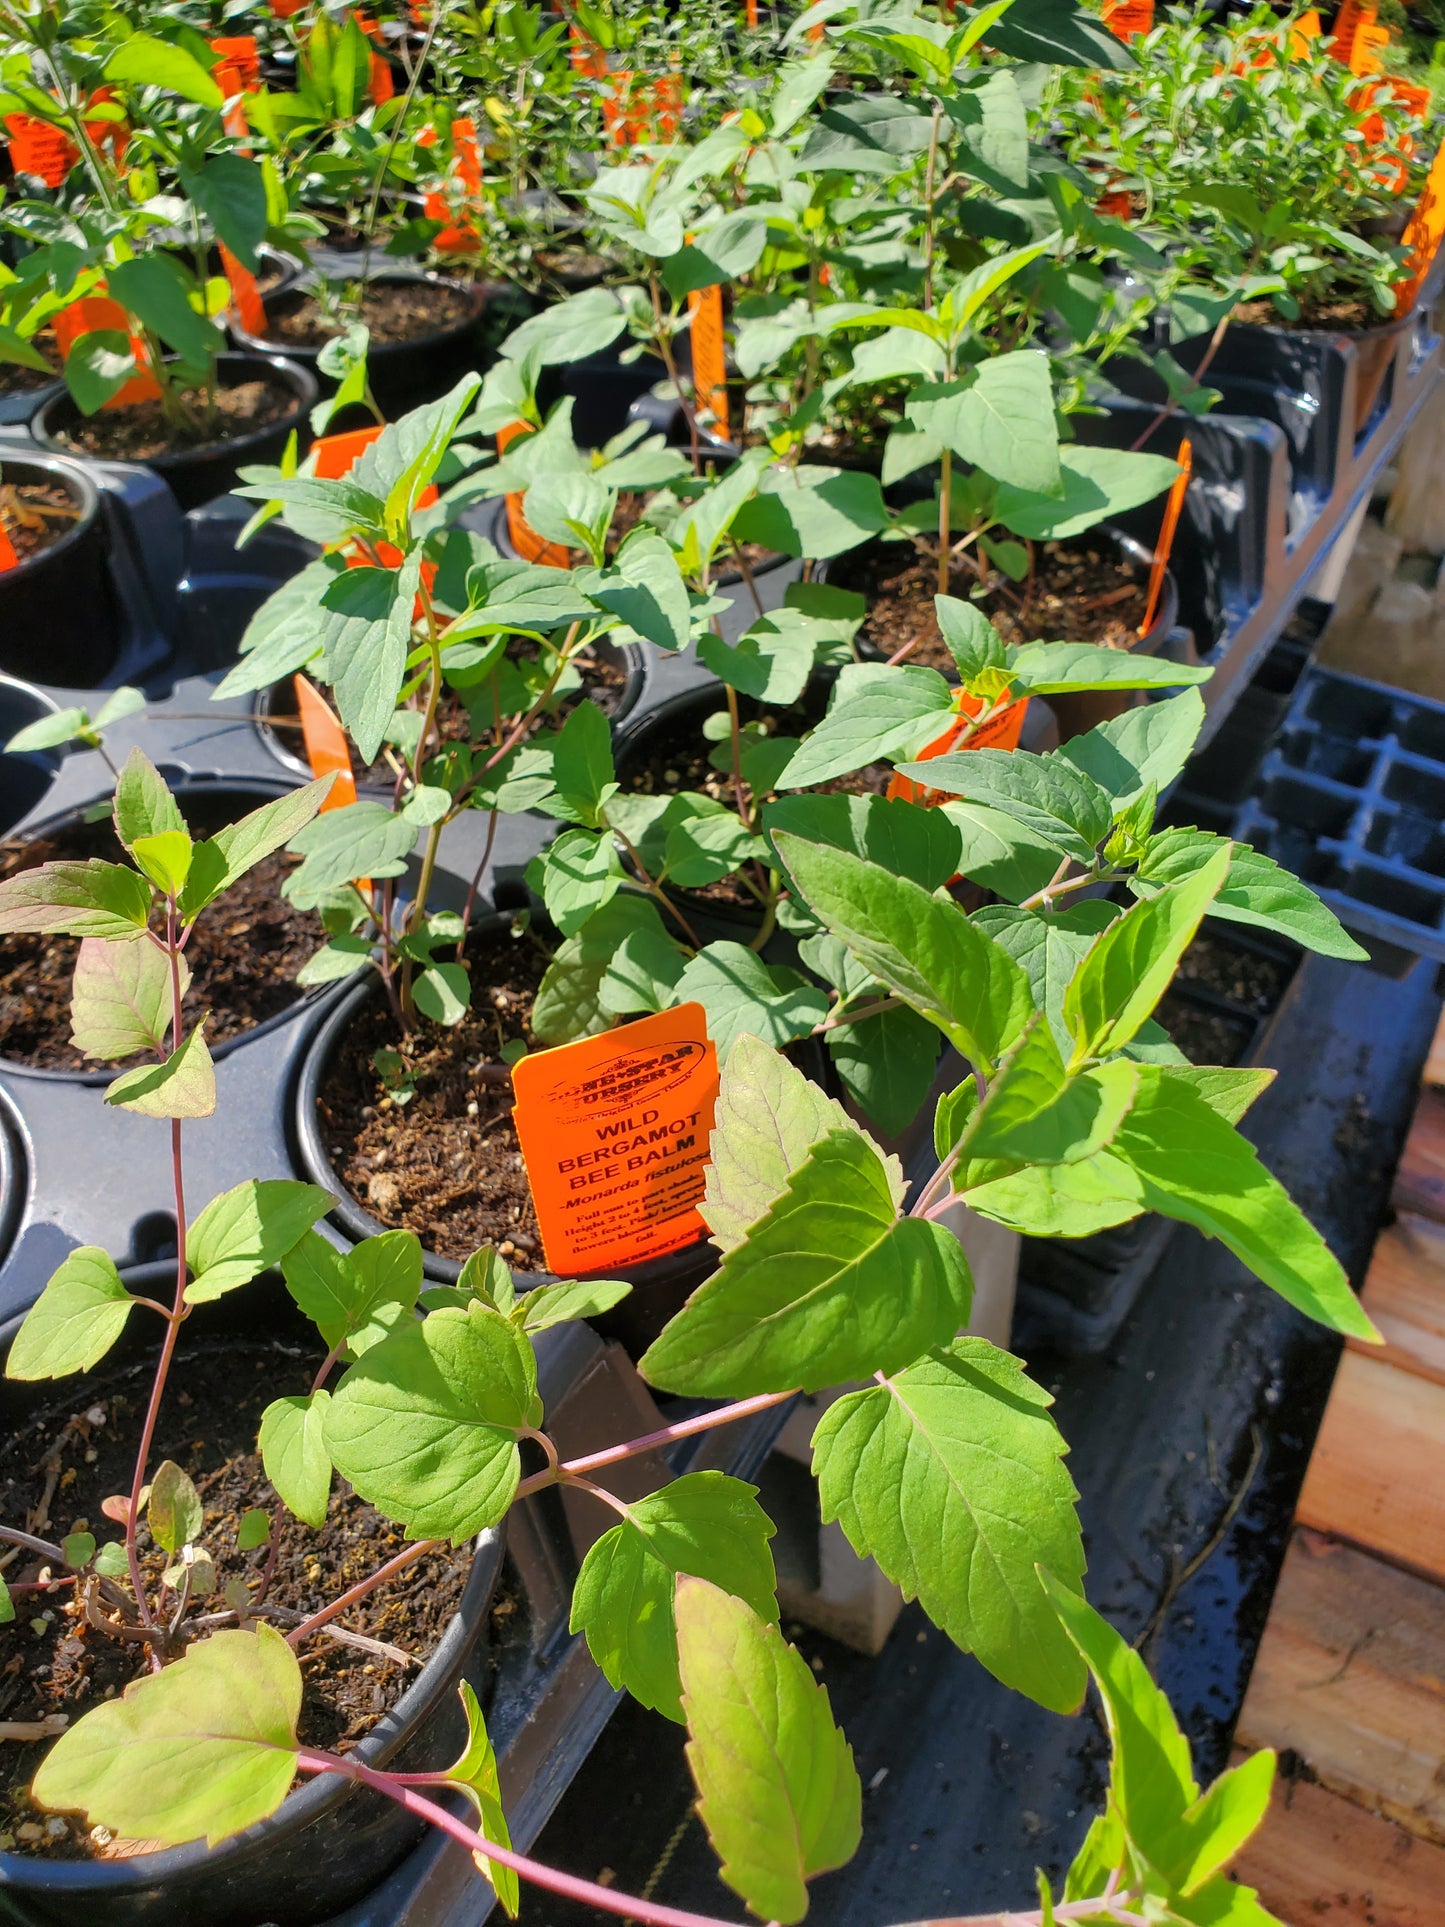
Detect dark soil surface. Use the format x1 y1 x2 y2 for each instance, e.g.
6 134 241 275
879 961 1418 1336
53 380 295 462
1153 994 1254 1066
0 1333 474 1858
1172 932 1294 1017
0 483 79 564
314 927 546 1267
262 280 474 350
1234 293 1382 332
0 800 323 1070
0 335 60 396
831 534 1149 663
533 245 616 288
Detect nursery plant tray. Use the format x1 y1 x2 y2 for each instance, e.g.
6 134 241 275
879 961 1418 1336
1173 664 1445 974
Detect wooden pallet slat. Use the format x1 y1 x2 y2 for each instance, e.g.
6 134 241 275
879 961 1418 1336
1230 1772 1445 1927
1355 1212 1445 1385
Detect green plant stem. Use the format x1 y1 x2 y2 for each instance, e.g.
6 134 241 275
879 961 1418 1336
359 0 451 289
922 106 942 313
649 271 701 475
814 993 901 1035
610 821 704 949
724 680 751 828
937 447 953 599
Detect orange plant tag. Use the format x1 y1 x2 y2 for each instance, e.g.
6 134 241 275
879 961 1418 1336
886 690 1028 807
52 297 162 408
497 420 572 567
219 244 267 336
1141 439 1192 638
313 425 384 479
569 26 607 75
270 0 309 14
4 114 76 187
419 119 484 252
368 53 395 105
1101 0 1153 40
294 675 358 812
83 87 128 164
0 526 19 572
210 35 261 87
745 0 759 23
512 1003 719 1275
1397 133 1445 310
601 72 682 146
687 284 730 441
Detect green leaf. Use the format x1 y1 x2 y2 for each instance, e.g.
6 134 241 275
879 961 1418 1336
62 1532 96 1570
773 835 1032 1075
148 1460 203 1557
323 1303 536 1542
0 1574 11 1623
1057 690 1207 810
827 1001 943 1139
181 154 267 271
70 935 187 1061
284 802 418 911
131 830 194 899
6 707 92 753
1110 1070 1379 1341
662 812 761 890
280 1227 421 1358
590 535 692 654
328 551 424 766
598 928 687 1018
704 1033 890 1254
676 943 829 1061
765 793 962 894
1133 828 1368 962
0 859 153 940
31 1625 300 1848
114 750 186 849
64 331 141 415
1007 641 1211 697
777 664 955 790
550 699 618 826
447 1683 519 1919
534 829 623 939
413 962 473 1027
296 936 374 987
6 1248 135 1381
107 256 223 369
677 1578 861 1925
237 1509 270 1552
259 1392 332 1529
733 466 891 563
963 1151 1145 1237
1169 1065 1274 1126
532 895 667 1045
982 0 1135 68
971 901 1118 1053
107 33 226 107
1064 845 1231 1066
518 1278 632 1332
179 778 335 921
893 749 1114 866
814 1339 1086 1712
641 1128 970 1396
965 1022 1139 1179
185 1180 333 1305
905 352 1060 496
571 1472 778 1721
105 1020 216 1120
993 447 1181 542
697 622 814 707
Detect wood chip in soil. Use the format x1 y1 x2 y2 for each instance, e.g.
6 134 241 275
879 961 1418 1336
0 1333 479 1859
0 802 323 1070
315 927 548 1268
262 281 473 350
54 380 294 463
830 534 1150 663
0 484 79 564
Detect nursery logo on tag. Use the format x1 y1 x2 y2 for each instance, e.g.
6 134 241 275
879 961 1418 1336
512 1003 719 1274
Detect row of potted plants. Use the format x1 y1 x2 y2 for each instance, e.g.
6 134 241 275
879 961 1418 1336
0 0 1435 1919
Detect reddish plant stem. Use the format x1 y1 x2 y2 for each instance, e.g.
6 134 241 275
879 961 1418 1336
293 1751 743 1927
513 1388 796 1500
455 807 500 963
285 1535 442 1647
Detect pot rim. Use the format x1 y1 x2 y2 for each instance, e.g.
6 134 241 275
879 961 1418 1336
292 961 715 1292
0 1261 505 1899
230 271 489 363
0 775 344 1088
0 452 102 585
32 352 318 475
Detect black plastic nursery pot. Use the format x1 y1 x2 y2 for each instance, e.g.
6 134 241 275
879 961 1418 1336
293 973 720 1358
0 454 123 688
32 353 318 516
1044 527 1181 741
0 678 61 838
0 1266 506 1927
230 273 500 421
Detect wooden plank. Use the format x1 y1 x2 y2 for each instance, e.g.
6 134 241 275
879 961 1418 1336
1294 1348 1445 1582
1235 1534 1445 1844
1354 1214 1445 1386
1230 1772 1445 1926
1392 1083 1445 1221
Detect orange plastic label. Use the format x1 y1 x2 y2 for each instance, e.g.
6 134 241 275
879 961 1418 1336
569 26 607 75
512 1002 719 1274
0 526 18 572
52 297 162 409
497 420 572 567
270 0 309 14
313 425 384 479
1095 188 1133 220
419 119 484 252
886 690 1028 807
4 114 75 187
220 244 267 336
83 87 128 164
368 52 394 105
1142 439 1192 637
687 284 730 442
601 72 682 147
745 0 759 23
210 35 260 87
1101 0 1152 39
294 675 358 812
1397 133 1445 310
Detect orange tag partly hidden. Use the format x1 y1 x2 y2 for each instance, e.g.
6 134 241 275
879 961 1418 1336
1142 439 1192 638
83 87 128 164
4 113 76 187
601 72 682 147
745 0 759 24
0 526 18 572
313 425 384 479
220 244 267 336
886 690 1028 807
569 26 607 75
1101 0 1152 40
210 35 261 87
294 674 358 813
51 297 162 409
368 53 394 105
512 1003 719 1275
687 285 730 442
1396 133 1445 311
497 420 572 567
419 119 484 253
270 0 309 14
